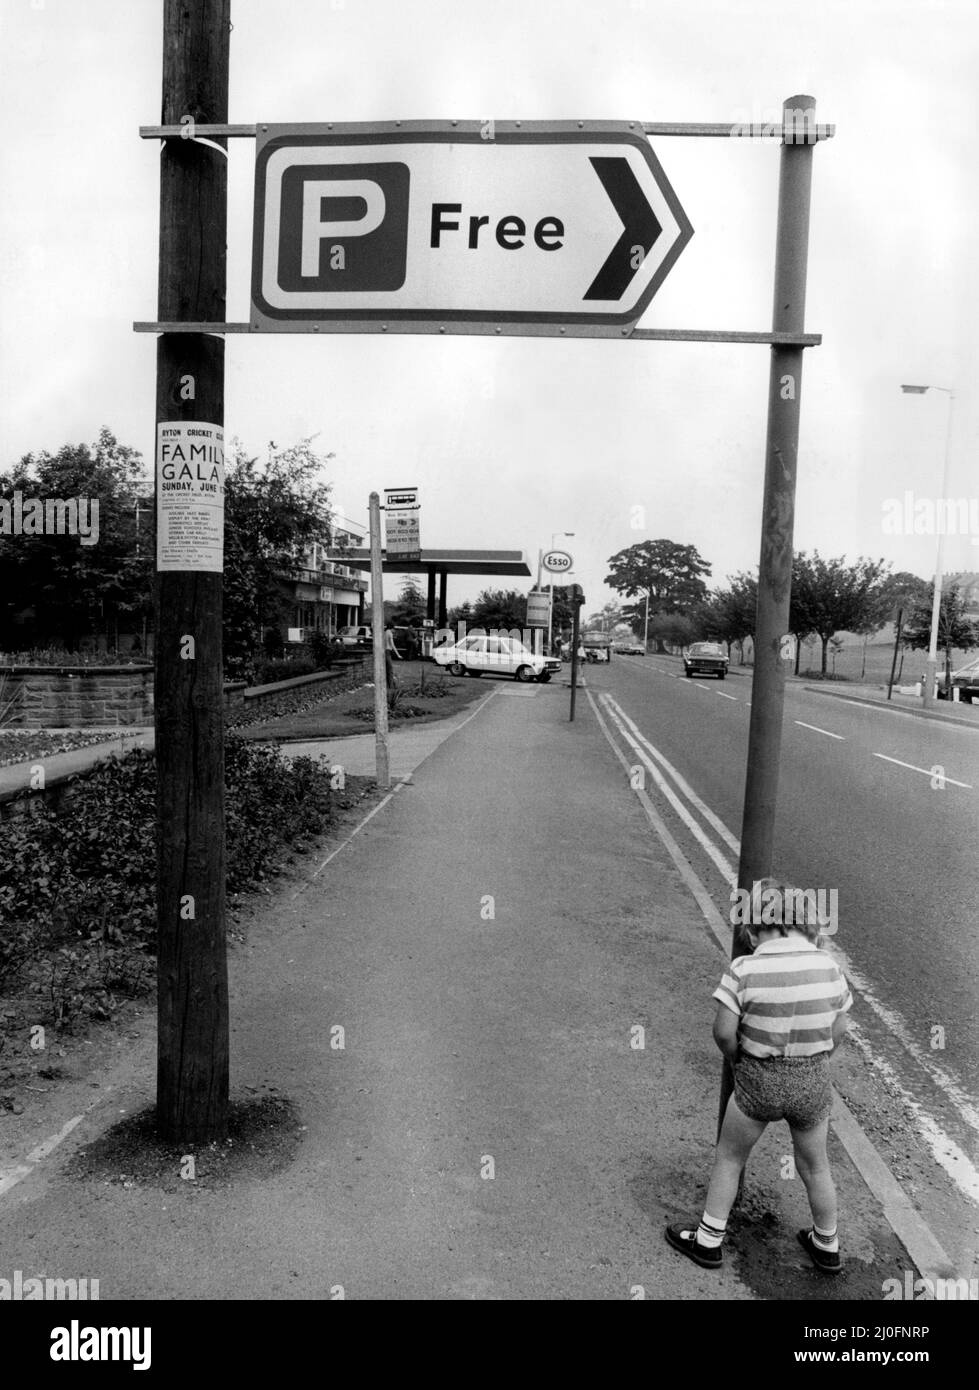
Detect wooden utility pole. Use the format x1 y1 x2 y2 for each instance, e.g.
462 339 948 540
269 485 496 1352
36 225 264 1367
154 0 231 1142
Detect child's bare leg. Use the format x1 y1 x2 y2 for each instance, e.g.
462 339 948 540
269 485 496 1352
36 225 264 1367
703 1095 767 1222
791 1118 837 1231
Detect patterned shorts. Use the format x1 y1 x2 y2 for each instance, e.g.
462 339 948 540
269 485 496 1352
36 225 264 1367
733 1053 833 1131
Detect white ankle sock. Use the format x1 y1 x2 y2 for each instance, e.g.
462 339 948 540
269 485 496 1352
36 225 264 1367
812 1223 839 1253
697 1214 727 1249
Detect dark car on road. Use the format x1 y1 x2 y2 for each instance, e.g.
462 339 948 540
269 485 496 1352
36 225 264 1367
683 642 729 680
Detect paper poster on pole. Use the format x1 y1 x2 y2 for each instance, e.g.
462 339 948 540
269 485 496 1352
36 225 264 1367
156 422 225 572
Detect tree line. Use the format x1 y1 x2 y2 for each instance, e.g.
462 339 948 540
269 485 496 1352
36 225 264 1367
604 539 978 675
0 429 335 675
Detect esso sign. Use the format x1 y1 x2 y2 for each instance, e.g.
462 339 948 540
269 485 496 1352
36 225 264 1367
542 550 573 572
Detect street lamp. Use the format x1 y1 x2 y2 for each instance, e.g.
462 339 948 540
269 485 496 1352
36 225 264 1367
637 587 650 653
900 384 955 707
545 531 574 655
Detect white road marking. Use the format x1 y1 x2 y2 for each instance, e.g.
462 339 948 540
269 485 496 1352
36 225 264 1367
846 1026 979 1206
715 690 739 701
0 1113 86 1199
586 685 961 1275
601 694 740 855
599 697 738 882
694 682 711 690
795 720 845 740
873 752 972 789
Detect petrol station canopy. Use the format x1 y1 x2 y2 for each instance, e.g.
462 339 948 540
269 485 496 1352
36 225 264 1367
331 548 532 578
326 548 533 626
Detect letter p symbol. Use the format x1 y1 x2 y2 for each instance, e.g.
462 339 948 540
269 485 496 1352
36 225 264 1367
301 179 387 276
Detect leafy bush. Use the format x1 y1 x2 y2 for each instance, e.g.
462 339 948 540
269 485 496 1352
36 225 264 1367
307 629 341 669
0 739 339 1024
0 648 151 668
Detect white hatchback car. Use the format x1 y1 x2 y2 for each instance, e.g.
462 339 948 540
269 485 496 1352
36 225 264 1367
432 635 561 683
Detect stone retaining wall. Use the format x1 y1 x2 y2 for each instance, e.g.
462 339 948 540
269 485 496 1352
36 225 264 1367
1 658 370 729
1 666 154 729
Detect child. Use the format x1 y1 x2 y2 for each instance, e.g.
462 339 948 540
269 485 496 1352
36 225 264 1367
665 877 852 1274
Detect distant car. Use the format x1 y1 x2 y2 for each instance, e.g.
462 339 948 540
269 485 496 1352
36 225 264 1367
614 641 646 655
937 655 979 703
432 634 561 682
683 642 729 679
337 624 372 646
582 633 612 663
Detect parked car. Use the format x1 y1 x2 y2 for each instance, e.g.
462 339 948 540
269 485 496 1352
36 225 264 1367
683 642 729 679
937 655 979 703
337 625 372 646
432 634 561 682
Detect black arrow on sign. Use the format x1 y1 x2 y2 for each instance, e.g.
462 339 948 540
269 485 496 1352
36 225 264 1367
583 157 662 302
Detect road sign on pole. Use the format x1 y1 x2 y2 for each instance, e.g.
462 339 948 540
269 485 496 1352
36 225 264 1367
251 122 692 330
526 591 551 627
384 485 421 561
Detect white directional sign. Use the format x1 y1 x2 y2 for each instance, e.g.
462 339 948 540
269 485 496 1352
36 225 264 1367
251 122 693 332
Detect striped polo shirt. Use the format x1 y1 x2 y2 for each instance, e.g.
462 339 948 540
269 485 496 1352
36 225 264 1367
713 934 852 1058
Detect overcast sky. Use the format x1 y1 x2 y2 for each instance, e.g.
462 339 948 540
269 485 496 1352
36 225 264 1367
1 0 976 609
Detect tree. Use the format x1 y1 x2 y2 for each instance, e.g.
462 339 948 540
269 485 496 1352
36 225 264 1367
606 540 711 652
606 539 711 610
548 585 577 638
789 552 892 676
0 428 153 651
588 601 623 632
223 438 335 667
902 582 979 687
446 600 474 632
389 576 426 626
646 611 698 654
470 588 527 631
700 572 758 660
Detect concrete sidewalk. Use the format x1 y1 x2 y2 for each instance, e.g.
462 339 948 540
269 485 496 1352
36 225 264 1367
0 678 909 1299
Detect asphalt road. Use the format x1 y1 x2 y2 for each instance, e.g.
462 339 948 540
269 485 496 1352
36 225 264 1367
585 655 979 1165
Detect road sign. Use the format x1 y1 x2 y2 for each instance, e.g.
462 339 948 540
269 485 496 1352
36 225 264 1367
251 122 692 331
542 549 573 573
526 591 552 627
384 485 420 559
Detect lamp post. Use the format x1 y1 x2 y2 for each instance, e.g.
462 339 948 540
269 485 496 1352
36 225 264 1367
547 531 574 655
900 384 955 707
634 587 651 652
